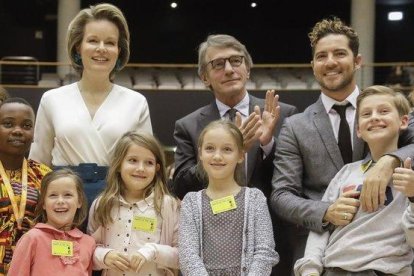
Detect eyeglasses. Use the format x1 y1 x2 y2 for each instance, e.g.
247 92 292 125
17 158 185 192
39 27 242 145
206 55 245 70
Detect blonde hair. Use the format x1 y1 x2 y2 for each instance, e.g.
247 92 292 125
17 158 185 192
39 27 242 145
35 169 88 229
67 3 130 80
197 120 245 185
93 131 172 227
408 89 414 107
309 17 359 57
357 85 411 117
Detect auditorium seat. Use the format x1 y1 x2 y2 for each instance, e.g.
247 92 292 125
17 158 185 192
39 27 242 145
133 69 156 89
114 69 133 88
1 56 39 85
38 73 61 87
179 69 207 90
156 69 182 90
62 73 80 85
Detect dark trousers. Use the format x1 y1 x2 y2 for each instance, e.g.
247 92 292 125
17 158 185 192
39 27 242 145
271 219 307 276
323 267 392 276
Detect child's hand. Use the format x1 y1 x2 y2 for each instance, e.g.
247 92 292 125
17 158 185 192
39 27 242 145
130 252 147 272
393 158 414 197
103 250 130 272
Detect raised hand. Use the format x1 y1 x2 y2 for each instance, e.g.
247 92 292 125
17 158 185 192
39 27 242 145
234 89 280 151
235 109 262 152
393 157 414 197
259 89 280 146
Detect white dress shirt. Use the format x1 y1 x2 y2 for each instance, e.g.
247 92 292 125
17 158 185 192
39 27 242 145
321 87 359 149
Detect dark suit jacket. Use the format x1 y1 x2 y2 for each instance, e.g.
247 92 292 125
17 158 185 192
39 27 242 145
270 96 414 269
172 94 298 200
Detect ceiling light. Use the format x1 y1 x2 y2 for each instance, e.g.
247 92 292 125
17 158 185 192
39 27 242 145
251 2 257 8
388 11 403 21
171 2 178 8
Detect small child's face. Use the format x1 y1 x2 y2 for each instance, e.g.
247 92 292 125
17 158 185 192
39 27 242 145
43 177 81 231
199 127 244 182
120 144 159 200
357 94 408 143
0 103 34 158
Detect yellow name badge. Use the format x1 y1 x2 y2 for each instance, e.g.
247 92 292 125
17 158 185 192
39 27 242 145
132 216 157 233
51 240 73 257
210 195 237 215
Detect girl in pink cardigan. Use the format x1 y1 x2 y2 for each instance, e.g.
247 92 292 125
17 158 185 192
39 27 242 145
87 131 180 276
8 169 96 275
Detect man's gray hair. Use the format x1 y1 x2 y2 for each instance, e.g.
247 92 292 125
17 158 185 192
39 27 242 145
197 34 253 77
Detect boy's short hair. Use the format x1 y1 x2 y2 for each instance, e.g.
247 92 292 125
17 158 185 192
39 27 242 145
356 85 411 117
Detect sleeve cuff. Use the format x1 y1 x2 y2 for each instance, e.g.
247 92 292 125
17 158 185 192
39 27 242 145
138 244 156 261
93 247 113 270
260 138 274 158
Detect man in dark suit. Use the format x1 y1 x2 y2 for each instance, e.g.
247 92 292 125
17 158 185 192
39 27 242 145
270 17 414 275
172 34 297 200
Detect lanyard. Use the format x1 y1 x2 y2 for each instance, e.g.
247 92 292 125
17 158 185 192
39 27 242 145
0 159 28 230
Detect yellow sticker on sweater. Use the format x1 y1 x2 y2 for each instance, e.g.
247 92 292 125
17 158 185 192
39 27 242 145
133 216 157 233
51 240 73 256
210 195 237 215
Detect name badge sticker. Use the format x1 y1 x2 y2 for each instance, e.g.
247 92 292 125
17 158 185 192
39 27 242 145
133 216 157 233
210 195 237 215
51 240 73 257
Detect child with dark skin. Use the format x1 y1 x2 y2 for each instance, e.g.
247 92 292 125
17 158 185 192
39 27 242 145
0 98 51 274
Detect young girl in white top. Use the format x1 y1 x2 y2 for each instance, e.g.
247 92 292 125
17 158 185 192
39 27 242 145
8 169 95 275
88 131 179 276
179 120 279 276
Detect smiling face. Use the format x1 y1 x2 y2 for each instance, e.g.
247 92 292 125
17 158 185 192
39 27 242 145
78 19 120 76
202 47 249 106
312 34 361 101
43 177 81 231
0 103 34 159
119 144 159 202
357 94 408 147
199 127 244 183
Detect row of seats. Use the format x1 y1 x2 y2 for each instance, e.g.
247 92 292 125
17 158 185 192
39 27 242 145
36 68 320 90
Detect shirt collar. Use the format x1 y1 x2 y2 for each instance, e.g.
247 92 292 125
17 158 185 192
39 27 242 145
35 222 83 238
118 191 155 206
360 154 375 173
321 86 360 114
216 92 250 118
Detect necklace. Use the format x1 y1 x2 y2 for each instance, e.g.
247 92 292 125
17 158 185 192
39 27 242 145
0 159 28 230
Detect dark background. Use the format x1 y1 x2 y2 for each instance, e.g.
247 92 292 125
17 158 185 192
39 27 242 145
0 0 413 64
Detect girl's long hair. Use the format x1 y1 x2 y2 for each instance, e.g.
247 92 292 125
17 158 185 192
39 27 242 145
93 131 171 227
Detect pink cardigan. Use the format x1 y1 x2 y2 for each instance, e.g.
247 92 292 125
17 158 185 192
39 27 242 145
8 223 96 276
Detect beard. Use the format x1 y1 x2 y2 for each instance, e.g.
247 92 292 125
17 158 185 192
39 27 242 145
317 70 355 93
